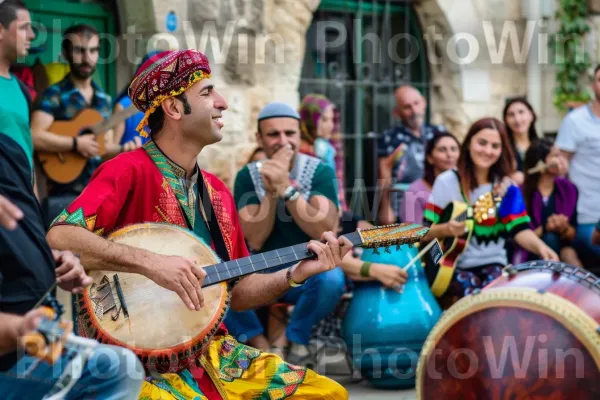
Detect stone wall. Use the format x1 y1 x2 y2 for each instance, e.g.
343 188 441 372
116 0 586 185
416 0 530 140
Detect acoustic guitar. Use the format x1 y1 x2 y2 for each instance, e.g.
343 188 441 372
427 192 499 298
75 222 432 373
37 105 139 184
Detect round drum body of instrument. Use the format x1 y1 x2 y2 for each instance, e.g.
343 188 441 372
416 261 600 399
76 223 229 373
341 245 442 389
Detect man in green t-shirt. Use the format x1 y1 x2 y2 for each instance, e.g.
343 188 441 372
0 0 35 169
225 102 345 367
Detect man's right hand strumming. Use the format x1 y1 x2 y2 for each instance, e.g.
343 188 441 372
76 134 100 158
144 255 207 311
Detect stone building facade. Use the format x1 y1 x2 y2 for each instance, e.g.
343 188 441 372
113 0 599 188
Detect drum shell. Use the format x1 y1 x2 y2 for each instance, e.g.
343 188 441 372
417 261 600 400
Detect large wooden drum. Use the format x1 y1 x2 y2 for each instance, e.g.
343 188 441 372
416 261 600 399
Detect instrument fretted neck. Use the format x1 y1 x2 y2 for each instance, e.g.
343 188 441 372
89 105 138 136
201 223 429 287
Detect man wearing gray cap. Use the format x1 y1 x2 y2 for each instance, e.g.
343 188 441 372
226 101 345 366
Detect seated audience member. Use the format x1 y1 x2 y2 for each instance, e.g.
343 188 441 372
554 65 600 262
422 118 558 304
398 132 459 224
299 93 348 211
226 102 345 367
503 97 539 185
519 139 581 266
377 85 446 224
0 130 144 398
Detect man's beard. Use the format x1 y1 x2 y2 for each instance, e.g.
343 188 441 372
405 114 424 130
70 63 96 79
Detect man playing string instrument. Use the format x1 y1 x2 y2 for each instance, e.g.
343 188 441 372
47 49 351 399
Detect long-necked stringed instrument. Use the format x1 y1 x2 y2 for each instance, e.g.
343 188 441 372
76 222 430 373
427 192 499 298
37 105 139 184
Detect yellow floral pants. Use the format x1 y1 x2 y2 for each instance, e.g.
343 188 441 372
138 335 348 400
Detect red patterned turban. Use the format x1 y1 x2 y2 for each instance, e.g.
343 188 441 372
128 49 211 136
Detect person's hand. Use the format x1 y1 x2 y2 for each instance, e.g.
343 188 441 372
53 250 93 294
493 176 514 198
370 263 408 290
0 194 23 230
546 214 569 234
76 134 100 158
122 137 143 152
547 154 569 176
261 146 293 197
291 231 353 283
511 171 525 186
553 214 570 234
16 308 49 339
145 255 207 311
445 220 466 237
538 243 559 262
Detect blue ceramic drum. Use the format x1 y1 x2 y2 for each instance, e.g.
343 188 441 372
341 245 442 389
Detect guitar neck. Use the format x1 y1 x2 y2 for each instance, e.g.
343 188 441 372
201 232 363 287
90 105 138 135
201 222 430 287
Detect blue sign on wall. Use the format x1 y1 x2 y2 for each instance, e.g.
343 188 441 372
166 11 177 32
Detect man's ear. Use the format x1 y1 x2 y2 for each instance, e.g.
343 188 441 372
162 98 183 121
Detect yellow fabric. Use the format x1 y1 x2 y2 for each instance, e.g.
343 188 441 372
44 62 70 86
138 335 348 400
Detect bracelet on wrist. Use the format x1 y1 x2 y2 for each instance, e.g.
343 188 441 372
72 137 78 152
360 261 372 278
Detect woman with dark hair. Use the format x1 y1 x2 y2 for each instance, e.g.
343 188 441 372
422 118 558 300
519 138 581 266
503 97 538 184
398 132 460 223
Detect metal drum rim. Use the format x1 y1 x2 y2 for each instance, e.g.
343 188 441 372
416 287 600 399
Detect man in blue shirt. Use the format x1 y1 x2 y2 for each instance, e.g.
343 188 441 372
377 85 445 224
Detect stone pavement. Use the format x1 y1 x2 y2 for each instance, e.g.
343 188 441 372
334 376 417 400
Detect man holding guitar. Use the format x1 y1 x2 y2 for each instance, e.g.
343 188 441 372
30 24 136 224
47 50 353 399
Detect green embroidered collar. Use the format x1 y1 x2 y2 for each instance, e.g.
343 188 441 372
144 140 198 228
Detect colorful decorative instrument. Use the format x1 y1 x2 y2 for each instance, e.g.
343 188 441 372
427 192 500 298
417 261 600 399
77 222 430 373
37 105 139 184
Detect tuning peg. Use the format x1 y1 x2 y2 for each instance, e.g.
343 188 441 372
384 247 391 254
373 248 380 255
395 244 401 251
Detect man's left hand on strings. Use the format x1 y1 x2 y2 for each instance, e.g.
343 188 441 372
290 231 353 283
53 249 93 294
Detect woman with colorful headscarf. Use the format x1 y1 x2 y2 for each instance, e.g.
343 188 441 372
299 94 348 211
